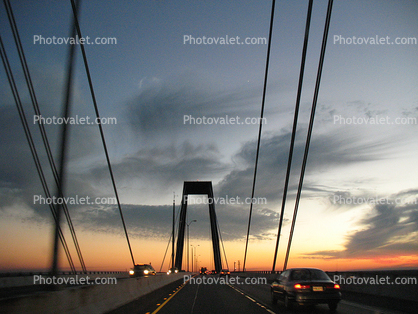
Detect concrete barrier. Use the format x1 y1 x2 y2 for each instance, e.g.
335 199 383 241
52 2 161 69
0 273 191 314
327 270 418 302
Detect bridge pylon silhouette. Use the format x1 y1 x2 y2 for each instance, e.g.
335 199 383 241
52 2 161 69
174 181 222 273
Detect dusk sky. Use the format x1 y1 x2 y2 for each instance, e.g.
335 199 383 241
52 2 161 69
1 0 417 272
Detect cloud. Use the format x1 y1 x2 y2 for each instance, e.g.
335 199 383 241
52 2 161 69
70 201 281 243
301 189 418 260
216 128 390 205
1 116 401 244
125 72 277 138
2 67 416 261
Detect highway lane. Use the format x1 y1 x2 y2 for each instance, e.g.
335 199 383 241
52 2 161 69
153 275 272 314
229 276 409 314
110 274 411 314
107 277 187 314
109 275 272 314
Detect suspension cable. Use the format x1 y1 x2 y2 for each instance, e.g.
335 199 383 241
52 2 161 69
52 0 85 274
243 0 276 272
69 0 136 266
283 0 334 271
272 0 313 273
159 203 182 272
216 215 229 270
0 36 76 273
3 0 86 273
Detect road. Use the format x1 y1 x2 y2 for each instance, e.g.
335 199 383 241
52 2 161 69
109 274 411 314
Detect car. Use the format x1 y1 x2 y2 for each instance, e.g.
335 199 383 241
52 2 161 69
129 264 156 277
167 267 179 275
219 269 230 276
200 267 207 275
271 268 341 311
210 270 217 275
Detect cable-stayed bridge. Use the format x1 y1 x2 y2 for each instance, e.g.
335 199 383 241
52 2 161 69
1 0 417 312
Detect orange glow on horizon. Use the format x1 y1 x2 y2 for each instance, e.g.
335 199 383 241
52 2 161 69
1 219 418 272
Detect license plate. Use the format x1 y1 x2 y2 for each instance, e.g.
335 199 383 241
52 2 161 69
313 286 323 292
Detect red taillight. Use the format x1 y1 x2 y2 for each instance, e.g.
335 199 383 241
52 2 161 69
334 284 340 289
294 283 310 289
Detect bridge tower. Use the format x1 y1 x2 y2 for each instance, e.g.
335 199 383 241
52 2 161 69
174 181 222 273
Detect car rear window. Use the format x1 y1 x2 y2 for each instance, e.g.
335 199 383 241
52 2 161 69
291 269 330 281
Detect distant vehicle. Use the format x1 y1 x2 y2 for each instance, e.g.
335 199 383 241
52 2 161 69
210 270 217 275
129 264 156 277
271 268 341 311
167 267 179 275
219 269 230 276
200 267 207 275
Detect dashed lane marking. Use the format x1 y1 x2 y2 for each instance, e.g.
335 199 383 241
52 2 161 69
228 284 275 314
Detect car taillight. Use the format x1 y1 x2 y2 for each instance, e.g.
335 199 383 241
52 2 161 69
294 283 310 289
334 284 340 289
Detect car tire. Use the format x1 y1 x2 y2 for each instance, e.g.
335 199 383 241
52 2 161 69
271 290 278 305
284 294 293 309
328 302 338 311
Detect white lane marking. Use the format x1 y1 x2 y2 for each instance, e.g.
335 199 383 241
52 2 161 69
228 284 275 314
190 281 200 314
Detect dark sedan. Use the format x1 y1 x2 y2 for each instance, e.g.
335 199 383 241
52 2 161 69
129 264 156 277
220 269 230 276
271 268 341 311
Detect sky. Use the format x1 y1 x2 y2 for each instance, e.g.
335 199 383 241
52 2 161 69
0 0 417 272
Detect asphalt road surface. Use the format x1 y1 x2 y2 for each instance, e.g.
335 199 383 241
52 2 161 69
109 275 412 314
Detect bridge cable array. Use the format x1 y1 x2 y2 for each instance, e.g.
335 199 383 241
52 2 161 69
51 0 86 275
283 0 334 271
217 214 229 270
242 0 277 272
159 202 182 272
271 0 314 273
244 0 334 272
0 36 76 273
2 0 137 272
2 0 86 273
69 0 136 267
